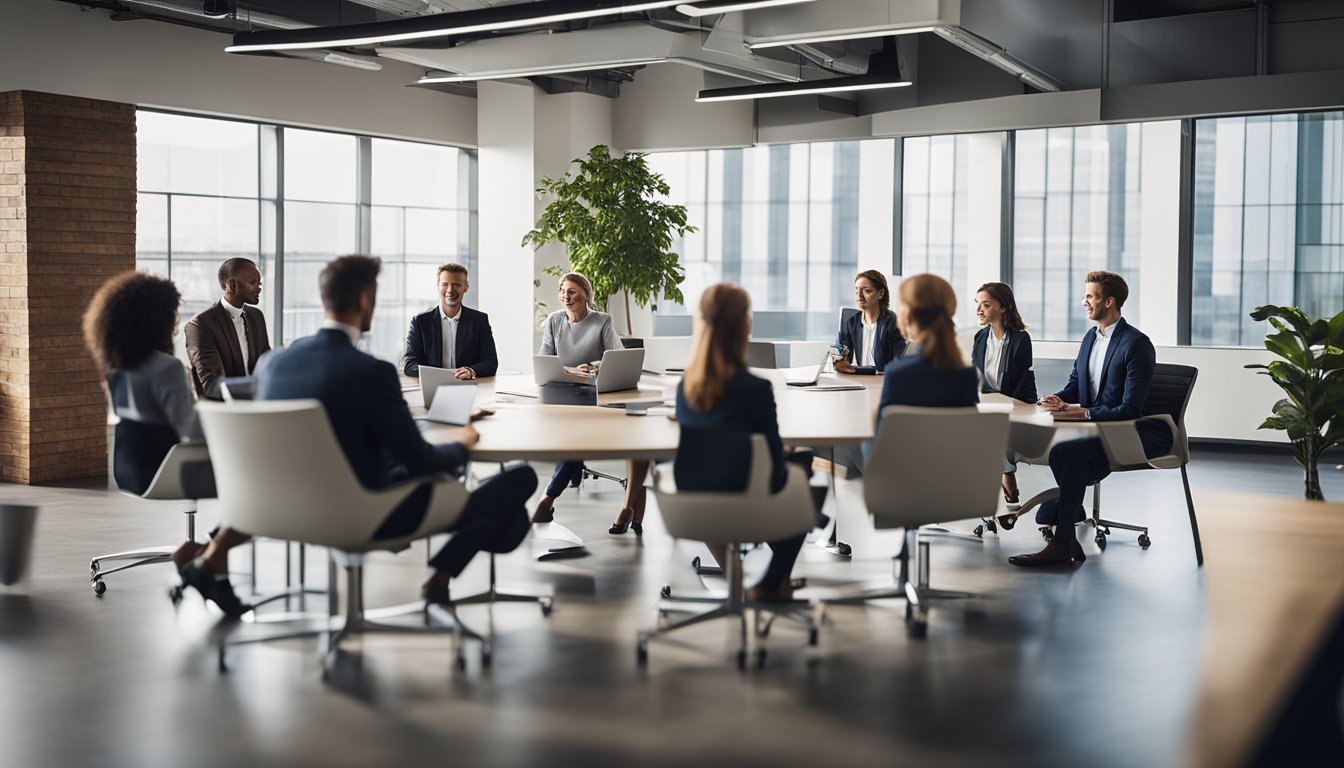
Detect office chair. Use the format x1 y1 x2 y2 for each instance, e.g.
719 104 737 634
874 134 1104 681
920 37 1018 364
91 418 213 596
448 462 554 618
640 434 819 670
197 400 480 674
819 407 1009 637
1013 364 1203 565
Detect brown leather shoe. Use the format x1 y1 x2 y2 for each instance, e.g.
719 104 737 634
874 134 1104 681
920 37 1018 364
1008 539 1080 567
746 581 795 603
421 577 452 606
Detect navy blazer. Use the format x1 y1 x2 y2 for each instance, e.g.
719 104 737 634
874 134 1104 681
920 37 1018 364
970 326 1038 404
257 329 468 490
674 368 788 495
1056 317 1171 457
400 305 499 378
876 352 980 431
836 310 906 375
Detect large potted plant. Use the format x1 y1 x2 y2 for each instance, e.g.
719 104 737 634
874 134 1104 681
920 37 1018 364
1246 305 1344 500
522 145 696 336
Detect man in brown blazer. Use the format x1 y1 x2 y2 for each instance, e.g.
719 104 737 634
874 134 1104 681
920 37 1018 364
185 258 271 401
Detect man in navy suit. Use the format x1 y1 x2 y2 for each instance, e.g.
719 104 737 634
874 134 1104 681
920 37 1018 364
178 256 534 615
400 262 498 379
1010 271 1171 567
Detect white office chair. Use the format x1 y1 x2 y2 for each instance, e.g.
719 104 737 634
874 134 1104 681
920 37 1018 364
639 435 818 670
91 432 212 596
821 406 1010 637
197 400 475 673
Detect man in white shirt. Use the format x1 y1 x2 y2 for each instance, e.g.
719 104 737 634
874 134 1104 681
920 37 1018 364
400 262 498 379
185 258 271 400
1011 270 1168 567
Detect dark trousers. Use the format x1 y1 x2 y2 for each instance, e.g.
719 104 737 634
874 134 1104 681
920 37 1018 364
756 451 823 592
428 465 538 577
545 460 585 498
1036 437 1111 541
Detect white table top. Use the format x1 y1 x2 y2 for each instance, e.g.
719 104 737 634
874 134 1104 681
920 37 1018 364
409 373 1067 463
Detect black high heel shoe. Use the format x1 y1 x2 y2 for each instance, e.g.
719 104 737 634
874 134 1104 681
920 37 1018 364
610 507 635 535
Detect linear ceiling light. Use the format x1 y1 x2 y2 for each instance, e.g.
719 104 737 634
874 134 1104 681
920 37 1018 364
226 0 683 53
695 73 909 102
418 59 661 84
748 26 937 50
675 0 815 17
322 52 383 71
698 37 909 101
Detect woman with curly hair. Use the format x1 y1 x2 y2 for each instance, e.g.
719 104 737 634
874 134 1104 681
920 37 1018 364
84 271 203 492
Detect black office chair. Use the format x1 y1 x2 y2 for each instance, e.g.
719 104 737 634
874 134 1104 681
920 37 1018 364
91 418 213 595
1085 363 1203 564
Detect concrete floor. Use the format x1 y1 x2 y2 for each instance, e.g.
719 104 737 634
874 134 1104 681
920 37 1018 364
0 448 1339 768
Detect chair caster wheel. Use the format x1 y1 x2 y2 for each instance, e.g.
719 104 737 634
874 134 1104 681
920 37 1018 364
1095 533 1107 551
836 543 852 557
907 620 927 639
92 579 106 596
168 584 184 605
1138 533 1151 549
998 515 1017 531
987 518 998 534
1101 526 1112 535
973 525 985 538
1041 528 1054 542
808 628 819 647
540 598 554 617
660 585 672 599
636 642 648 667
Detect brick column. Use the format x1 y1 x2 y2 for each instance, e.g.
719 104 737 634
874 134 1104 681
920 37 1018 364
0 91 136 485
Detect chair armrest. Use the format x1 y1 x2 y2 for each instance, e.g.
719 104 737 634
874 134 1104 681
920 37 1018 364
1095 415 1178 469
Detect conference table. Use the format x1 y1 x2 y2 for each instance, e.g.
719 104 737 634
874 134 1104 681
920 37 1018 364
409 370 1061 555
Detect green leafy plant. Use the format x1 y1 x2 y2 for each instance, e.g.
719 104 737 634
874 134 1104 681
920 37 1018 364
1245 305 1344 500
522 145 695 335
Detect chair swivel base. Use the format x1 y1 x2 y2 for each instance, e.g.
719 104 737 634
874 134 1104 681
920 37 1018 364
90 547 176 595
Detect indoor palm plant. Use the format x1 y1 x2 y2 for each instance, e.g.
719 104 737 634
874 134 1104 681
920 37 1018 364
522 145 695 335
1246 305 1344 500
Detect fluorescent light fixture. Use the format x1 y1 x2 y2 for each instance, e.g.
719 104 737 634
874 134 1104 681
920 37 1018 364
696 73 910 102
418 59 661 84
748 26 937 50
931 26 1063 91
226 0 683 54
675 0 814 17
322 52 383 71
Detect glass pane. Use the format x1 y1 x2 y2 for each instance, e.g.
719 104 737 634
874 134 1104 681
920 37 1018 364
371 138 461 208
284 128 357 203
137 111 258 197
168 196 260 348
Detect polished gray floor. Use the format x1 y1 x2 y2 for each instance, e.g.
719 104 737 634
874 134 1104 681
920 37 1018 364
0 448 1339 768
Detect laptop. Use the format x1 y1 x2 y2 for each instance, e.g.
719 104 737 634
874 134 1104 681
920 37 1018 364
594 347 645 393
418 365 474 408
220 376 256 401
784 348 831 386
540 382 597 406
421 383 478 426
533 355 590 386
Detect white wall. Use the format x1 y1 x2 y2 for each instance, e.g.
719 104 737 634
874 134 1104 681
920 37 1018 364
1 0 476 145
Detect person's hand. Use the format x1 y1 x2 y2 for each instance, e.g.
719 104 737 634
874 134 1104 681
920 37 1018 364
453 367 476 380
458 423 480 450
1038 394 1066 411
834 357 855 374
576 363 598 375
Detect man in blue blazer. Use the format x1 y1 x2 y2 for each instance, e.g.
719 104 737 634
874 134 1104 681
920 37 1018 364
1010 271 1171 567
178 256 534 615
400 262 498 379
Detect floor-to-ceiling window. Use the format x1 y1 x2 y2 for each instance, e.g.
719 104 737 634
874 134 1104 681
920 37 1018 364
1191 110 1344 346
1013 124 1146 341
646 139 895 340
135 111 475 364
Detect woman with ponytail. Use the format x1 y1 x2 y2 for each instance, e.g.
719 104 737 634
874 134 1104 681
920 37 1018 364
874 274 980 431
675 283 825 603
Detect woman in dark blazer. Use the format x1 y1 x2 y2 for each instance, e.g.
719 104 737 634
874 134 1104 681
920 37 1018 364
675 283 824 603
874 273 980 431
969 282 1037 504
835 269 907 375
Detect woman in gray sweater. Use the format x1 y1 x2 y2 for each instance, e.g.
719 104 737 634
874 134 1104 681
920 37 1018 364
531 272 650 535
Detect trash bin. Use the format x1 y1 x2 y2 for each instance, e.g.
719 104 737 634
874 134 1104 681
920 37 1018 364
0 504 38 586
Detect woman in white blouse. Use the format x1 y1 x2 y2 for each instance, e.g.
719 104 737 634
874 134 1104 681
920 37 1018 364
970 281 1038 505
